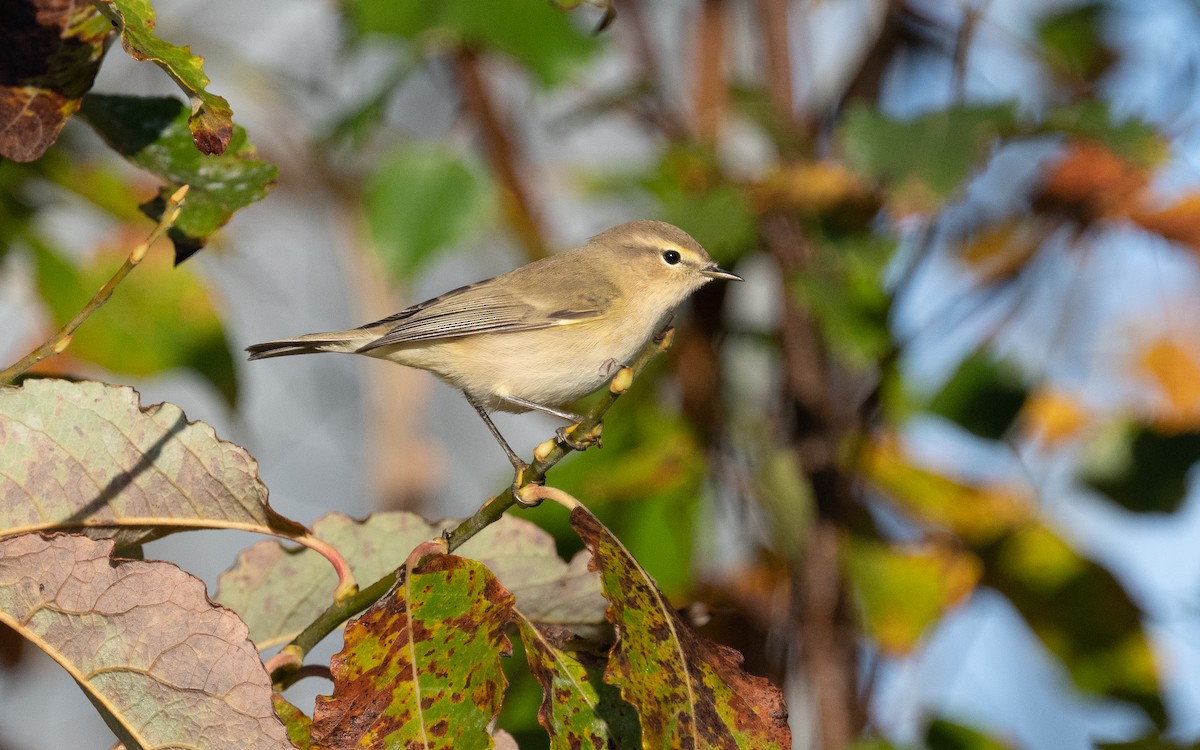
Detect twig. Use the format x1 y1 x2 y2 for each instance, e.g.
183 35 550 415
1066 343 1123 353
0 185 190 385
454 48 548 261
269 329 675 689
693 0 728 143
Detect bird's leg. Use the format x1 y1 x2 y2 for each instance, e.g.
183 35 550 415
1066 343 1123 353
501 394 600 452
465 396 545 506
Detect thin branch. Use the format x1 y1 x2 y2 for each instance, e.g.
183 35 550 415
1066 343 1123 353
0 185 190 385
454 47 548 261
270 329 675 688
693 0 729 143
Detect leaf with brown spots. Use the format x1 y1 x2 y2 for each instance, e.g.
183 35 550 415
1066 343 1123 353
517 613 640 748
569 504 791 749
216 512 607 649
0 533 291 749
0 0 112 162
312 545 515 750
0 378 306 549
273 693 313 750
93 0 233 154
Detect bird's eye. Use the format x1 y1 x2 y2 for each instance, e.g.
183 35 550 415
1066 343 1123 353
662 249 682 265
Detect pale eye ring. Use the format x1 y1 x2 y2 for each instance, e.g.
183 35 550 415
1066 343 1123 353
662 249 681 265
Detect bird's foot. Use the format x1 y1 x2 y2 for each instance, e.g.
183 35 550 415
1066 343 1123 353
557 422 603 451
512 466 545 508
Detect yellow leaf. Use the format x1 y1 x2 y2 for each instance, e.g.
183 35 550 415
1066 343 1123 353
1139 339 1200 431
1020 388 1091 444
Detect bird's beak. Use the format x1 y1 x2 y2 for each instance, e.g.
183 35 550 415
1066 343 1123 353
701 264 743 282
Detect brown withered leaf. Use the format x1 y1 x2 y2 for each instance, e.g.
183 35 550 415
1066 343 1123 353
570 504 791 749
311 544 515 749
0 0 113 161
1132 194 1200 254
1034 141 1148 223
0 533 291 749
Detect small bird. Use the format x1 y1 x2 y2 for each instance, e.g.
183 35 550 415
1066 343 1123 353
247 220 741 479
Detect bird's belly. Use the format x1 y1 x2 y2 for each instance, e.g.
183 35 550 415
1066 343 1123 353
386 325 647 412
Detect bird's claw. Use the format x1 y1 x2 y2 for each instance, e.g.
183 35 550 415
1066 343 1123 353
512 472 545 508
557 422 602 451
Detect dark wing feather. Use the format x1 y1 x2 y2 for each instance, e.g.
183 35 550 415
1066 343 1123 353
356 280 604 352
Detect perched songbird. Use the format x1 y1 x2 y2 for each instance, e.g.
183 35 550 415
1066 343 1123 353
247 220 741 477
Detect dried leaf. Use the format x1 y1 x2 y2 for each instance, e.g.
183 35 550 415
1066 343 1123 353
0 379 305 549
517 614 640 748
1138 339 1200 430
569 504 791 749
94 0 233 154
0 0 112 161
0 533 290 749
311 546 514 749
1133 194 1200 254
1034 141 1148 224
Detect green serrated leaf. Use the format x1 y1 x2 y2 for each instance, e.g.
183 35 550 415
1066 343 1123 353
0 2 112 162
366 146 493 280
29 240 238 405
78 94 277 263
841 104 1018 208
312 550 514 750
569 503 791 748
349 0 601 87
95 0 234 154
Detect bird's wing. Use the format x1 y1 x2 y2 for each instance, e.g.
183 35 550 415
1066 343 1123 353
355 280 605 351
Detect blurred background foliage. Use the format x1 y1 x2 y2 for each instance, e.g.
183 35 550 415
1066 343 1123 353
7 0 1200 748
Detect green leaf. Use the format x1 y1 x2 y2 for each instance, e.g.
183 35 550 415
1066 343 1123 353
1037 3 1111 82
366 146 493 280
94 0 234 154
569 503 792 748
792 233 894 369
517 613 641 748
0 1 111 161
1041 102 1165 165
0 379 306 550
78 94 278 263
1081 425 1200 514
926 719 1015 750
841 104 1019 208
349 0 602 87
1097 732 1200 750
0 534 291 749
272 694 313 750
29 240 238 405
311 547 514 750
843 537 980 655
927 353 1028 440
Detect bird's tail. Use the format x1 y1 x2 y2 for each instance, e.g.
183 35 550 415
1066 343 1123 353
245 330 371 360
